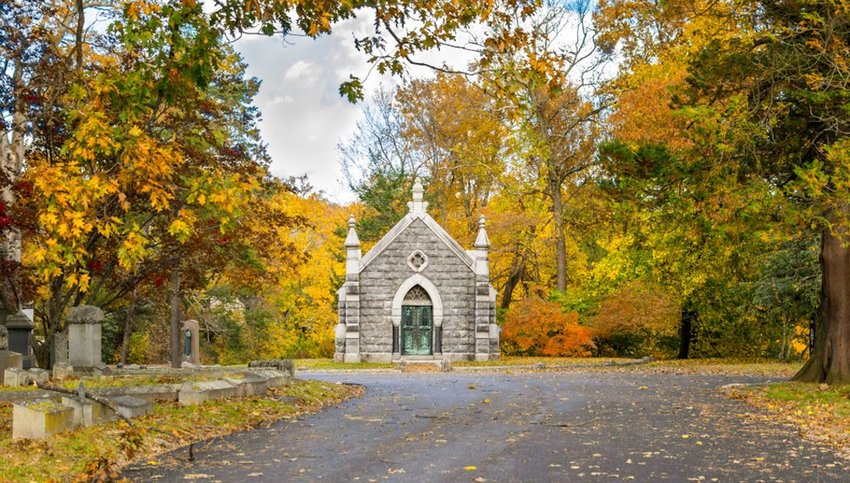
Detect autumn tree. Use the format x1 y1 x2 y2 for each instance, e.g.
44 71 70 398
480 0 605 293
396 73 507 237
674 0 850 382
16 1 297 367
0 0 80 315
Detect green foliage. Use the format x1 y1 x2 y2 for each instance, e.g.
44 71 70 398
353 169 411 244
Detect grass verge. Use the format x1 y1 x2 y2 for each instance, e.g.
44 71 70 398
0 379 363 482
632 358 802 377
724 382 850 459
294 359 395 370
453 356 627 367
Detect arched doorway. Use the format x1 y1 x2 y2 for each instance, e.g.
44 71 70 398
401 285 433 355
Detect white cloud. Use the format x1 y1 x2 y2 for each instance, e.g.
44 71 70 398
269 94 295 105
283 60 318 81
232 13 508 204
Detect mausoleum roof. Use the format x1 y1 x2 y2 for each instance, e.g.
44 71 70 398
358 183 476 273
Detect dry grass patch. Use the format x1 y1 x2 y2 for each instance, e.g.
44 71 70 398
724 382 850 459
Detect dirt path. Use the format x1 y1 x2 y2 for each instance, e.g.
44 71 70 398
125 371 846 482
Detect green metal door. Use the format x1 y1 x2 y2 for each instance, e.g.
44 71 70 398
401 305 433 355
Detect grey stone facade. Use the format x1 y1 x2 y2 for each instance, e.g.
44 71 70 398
335 181 500 363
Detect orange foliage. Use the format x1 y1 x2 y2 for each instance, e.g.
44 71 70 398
501 297 594 357
589 280 680 338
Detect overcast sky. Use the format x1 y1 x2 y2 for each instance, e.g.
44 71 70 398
233 19 369 204
232 15 477 205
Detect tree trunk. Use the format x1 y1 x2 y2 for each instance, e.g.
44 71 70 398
678 302 696 359
500 245 526 311
0 58 27 313
550 176 567 292
794 224 850 384
170 269 181 368
74 0 85 70
120 289 136 364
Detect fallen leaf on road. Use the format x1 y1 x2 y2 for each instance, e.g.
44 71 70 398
464 466 477 471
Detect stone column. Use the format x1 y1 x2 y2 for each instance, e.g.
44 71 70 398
181 319 200 365
340 215 362 363
473 216 499 361
67 305 104 368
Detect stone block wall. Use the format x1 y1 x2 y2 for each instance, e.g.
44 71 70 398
359 219 476 360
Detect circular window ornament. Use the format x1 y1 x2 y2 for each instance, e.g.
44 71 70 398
407 250 429 272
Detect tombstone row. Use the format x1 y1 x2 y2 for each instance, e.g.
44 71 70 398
10 368 292 440
3 304 202 381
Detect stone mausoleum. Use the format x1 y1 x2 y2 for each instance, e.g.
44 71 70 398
334 180 500 363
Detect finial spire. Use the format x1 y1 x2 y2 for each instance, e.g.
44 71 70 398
344 214 360 248
408 178 428 215
474 215 490 249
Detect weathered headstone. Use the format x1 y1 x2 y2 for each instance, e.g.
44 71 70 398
181 319 200 365
67 305 103 368
26 368 49 385
178 380 239 406
223 374 269 397
4 367 29 387
52 361 74 379
50 330 69 367
109 395 153 419
0 325 24 378
249 369 291 388
13 400 75 439
0 350 23 378
61 396 116 427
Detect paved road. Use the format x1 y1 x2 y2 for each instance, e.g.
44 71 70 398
126 371 846 482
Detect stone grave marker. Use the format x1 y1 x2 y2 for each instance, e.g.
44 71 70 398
181 319 200 365
67 305 103 368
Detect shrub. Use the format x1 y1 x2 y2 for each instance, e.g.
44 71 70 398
501 297 595 357
587 280 679 357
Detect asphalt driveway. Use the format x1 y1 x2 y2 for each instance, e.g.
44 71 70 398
125 370 846 482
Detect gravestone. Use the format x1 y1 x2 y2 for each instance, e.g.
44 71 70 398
5 367 28 387
13 400 75 439
4 310 35 369
50 330 69 368
181 319 200 365
109 395 153 419
67 305 104 368
52 361 74 379
0 325 23 378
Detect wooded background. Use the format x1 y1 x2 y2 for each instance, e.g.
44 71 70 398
1 0 847 382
